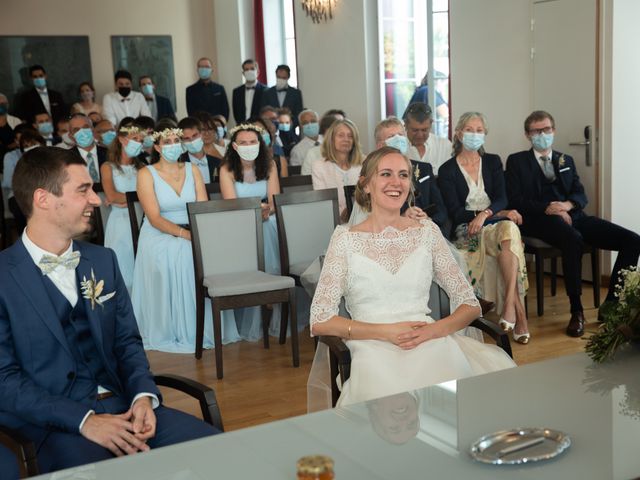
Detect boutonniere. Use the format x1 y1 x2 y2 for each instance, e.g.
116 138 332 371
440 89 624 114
558 155 566 168
80 269 115 310
414 164 421 180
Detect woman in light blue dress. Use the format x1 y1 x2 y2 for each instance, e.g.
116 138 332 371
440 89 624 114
131 125 242 353
101 122 145 292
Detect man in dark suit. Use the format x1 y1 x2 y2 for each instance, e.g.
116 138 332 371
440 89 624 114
69 113 107 183
0 147 218 476
232 59 267 124
177 116 220 184
139 75 176 122
506 110 640 337
261 64 303 127
186 57 229 119
15 65 68 125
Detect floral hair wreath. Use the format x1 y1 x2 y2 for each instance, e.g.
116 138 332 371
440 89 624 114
151 128 184 141
118 126 143 135
228 123 265 138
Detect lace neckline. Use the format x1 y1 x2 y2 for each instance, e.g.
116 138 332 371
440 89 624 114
347 221 424 238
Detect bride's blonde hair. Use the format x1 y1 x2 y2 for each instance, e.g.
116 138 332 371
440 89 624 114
355 146 415 213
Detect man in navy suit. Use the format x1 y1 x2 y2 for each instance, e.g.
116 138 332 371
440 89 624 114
178 116 220 183
261 64 303 127
0 147 217 476
69 113 107 183
15 65 68 126
506 110 640 337
232 59 267 124
139 75 176 122
186 57 229 120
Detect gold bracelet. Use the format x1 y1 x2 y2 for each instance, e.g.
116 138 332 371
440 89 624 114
347 319 354 339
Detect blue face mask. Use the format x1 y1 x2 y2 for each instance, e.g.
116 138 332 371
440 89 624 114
278 123 291 132
0 104 8 116
143 135 155 149
261 132 272 147
302 122 320 138
161 143 183 162
198 67 212 80
216 126 225 139
74 128 95 148
33 77 46 88
142 84 154 96
531 132 554 151
184 137 204 154
462 132 485 151
124 139 143 158
101 130 116 146
37 122 54 136
385 134 409 155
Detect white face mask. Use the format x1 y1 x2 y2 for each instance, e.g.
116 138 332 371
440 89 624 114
244 69 257 83
234 143 260 162
276 78 288 90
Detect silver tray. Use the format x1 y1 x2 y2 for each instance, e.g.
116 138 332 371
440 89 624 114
469 428 571 465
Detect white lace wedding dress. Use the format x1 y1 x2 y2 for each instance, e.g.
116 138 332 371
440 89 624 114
310 220 516 407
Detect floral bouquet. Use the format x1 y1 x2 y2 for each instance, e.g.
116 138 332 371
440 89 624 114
586 266 640 363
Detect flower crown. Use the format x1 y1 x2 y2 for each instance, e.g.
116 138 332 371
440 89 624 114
228 123 265 138
152 128 183 141
119 126 143 135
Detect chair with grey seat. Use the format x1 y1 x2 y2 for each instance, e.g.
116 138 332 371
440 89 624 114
273 188 340 343
280 174 313 194
205 182 222 200
187 197 299 379
125 191 145 257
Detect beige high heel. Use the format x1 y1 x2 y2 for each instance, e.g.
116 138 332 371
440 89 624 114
498 318 515 332
513 331 530 345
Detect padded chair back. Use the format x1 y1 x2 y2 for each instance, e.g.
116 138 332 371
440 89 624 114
343 184 356 219
125 191 144 257
274 189 340 276
205 182 222 200
188 198 264 281
288 165 302 176
280 175 313 194
91 183 111 245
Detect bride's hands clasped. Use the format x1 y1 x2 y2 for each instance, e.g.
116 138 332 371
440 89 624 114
384 321 440 350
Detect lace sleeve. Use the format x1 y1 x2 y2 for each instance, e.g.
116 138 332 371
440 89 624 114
310 225 349 332
425 220 479 312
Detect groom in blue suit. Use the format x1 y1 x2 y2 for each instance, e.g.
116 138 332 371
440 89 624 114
0 147 218 476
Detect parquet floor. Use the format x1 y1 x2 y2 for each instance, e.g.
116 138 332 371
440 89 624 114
147 274 604 432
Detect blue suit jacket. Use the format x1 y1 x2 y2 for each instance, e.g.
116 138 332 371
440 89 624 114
0 240 159 431
232 82 267 124
437 153 508 232
156 94 177 121
410 160 448 234
505 149 588 216
261 86 304 125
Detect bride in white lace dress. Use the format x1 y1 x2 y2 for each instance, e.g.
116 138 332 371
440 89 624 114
310 147 516 407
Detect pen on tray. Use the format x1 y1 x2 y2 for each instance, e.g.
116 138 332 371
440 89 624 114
496 436 545 458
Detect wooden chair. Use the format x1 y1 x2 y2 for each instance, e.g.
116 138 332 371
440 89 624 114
280 175 313 194
125 191 144 257
0 374 224 478
90 183 112 246
288 165 302 176
273 188 340 343
319 283 513 407
523 236 600 316
343 184 356 219
205 182 222 200
187 197 299 379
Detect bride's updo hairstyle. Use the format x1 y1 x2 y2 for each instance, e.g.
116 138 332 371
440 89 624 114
355 146 415 213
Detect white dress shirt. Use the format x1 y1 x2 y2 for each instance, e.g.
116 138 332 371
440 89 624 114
290 135 321 167
146 95 158 120
244 82 257 120
103 91 151 125
277 89 287 107
37 87 52 116
407 134 452 175
301 143 323 175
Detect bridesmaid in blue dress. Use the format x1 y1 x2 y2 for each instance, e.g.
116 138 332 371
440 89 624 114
131 126 241 353
100 123 145 292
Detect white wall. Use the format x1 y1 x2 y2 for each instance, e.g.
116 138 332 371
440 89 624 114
3 0 217 119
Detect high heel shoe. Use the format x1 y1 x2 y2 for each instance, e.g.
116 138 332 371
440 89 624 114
498 318 515 332
513 331 530 345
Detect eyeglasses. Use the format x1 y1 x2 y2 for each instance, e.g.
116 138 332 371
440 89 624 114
528 126 554 135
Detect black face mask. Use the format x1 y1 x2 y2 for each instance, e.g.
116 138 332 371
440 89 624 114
118 87 131 98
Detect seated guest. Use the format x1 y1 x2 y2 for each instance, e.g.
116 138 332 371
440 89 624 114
70 81 103 118
438 112 529 344
131 124 215 352
95 119 117 148
506 110 640 336
54 117 75 149
193 111 224 160
232 58 267 124
135 115 156 162
252 116 287 177
0 94 18 161
139 75 176 122
88 111 103 126
100 124 146 292
259 105 278 134
0 93 22 128
33 111 59 146
309 146 515 407
289 109 320 167
276 108 298 159
15 64 68 125
404 102 451 175
103 70 151 126
178 116 220 183
301 111 344 175
311 119 364 222
0 147 218 477
69 113 107 183
261 64 304 126
212 114 231 154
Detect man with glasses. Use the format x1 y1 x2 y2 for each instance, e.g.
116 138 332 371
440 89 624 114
403 102 451 175
506 110 640 337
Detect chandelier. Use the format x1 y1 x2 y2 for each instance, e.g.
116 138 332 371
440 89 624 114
301 0 337 24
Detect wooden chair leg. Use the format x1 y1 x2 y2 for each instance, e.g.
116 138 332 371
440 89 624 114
289 287 300 367
592 248 601 307
261 305 270 349
524 294 529 318
195 292 205 359
535 253 544 316
279 300 288 345
550 256 558 296
212 300 224 379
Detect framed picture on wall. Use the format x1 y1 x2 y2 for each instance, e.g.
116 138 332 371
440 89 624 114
111 35 176 112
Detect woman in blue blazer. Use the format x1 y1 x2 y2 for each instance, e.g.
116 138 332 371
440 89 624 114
438 112 530 344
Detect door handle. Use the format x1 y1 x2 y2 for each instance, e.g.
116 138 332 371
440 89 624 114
569 125 592 166
569 141 590 146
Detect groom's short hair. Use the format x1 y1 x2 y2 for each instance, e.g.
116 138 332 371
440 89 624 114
12 146 85 219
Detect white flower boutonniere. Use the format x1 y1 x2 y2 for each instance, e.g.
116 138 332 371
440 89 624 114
80 269 116 310
559 155 566 168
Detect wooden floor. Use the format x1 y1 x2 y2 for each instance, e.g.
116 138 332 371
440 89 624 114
147 274 604 432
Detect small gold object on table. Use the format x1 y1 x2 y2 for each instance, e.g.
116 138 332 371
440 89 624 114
297 455 335 480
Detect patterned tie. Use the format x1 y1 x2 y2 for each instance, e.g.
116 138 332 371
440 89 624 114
87 152 99 182
541 155 556 181
38 251 81 275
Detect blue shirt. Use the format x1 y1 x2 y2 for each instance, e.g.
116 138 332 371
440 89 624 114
2 148 21 197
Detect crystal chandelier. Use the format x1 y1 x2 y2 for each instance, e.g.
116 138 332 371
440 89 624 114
301 0 337 24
